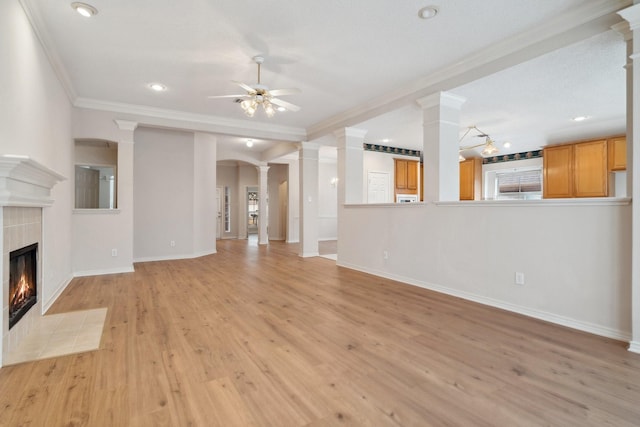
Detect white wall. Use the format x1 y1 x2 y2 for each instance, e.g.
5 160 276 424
338 201 632 339
72 110 135 275
1 0 73 309
268 164 288 241
318 160 338 240
133 127 195 261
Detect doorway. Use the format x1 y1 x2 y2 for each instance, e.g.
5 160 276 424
247 186 258 236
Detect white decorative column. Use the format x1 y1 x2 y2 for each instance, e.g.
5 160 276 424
335 128 367 205
618 3 640 353
114 120 137 271
298 142 319 257
257 165 270 245
416 92 466 202
193 132 217 255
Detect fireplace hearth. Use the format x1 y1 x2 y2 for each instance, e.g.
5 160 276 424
9 243 38 330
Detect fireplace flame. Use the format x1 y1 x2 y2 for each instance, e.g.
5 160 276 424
11 273 34 308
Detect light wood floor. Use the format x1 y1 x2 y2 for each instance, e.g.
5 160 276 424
1 239 639 426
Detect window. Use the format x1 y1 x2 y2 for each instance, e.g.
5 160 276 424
495 168 542 200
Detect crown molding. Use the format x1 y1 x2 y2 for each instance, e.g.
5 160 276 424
617 3 640 29
18 0 77 103
74 98 307 142
306 0 632 141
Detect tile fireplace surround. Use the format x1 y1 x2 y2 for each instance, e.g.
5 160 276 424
0 156 65 366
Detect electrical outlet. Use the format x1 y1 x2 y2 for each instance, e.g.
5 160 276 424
515 272 525 285
170 240 176 247
111 248 117 257
383 250 389 260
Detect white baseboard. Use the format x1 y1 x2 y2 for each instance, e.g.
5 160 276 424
629 341 640 354
337 260 632 342
73 265 135 278
319 237 337 242
41 274 73 314
299 251 319 258
133 249 216 264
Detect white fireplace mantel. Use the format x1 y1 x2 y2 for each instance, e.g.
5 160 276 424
0 155 66 207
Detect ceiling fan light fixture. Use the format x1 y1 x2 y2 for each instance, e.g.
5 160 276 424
481 138 499 156
263 101 275 118
71 2 98 17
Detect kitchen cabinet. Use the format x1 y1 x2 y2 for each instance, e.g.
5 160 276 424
573 139 607 197
394 158 419 197
543 138 611 198
543 144 573 198
608 136 627 171
459 157 482 200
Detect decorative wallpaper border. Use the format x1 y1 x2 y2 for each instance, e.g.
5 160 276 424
363 143 421 158
482 150 543 164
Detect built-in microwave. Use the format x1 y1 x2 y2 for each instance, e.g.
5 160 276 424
396 194 418 203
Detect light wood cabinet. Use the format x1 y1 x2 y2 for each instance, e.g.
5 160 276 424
459 157 482 200
608 136 627 171
543 138 613 198
573 139 608 197
394 159 419 197
543 144 573 198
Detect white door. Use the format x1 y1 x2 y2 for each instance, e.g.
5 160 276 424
216 187 222 239
367 171 390 203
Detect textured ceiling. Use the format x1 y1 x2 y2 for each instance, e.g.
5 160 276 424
23 0 629 157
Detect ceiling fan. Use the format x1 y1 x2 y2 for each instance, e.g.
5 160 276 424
208 56 301 118
458 125 499 161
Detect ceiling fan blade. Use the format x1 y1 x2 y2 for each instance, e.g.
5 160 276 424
268 88 301 97
271 97 301 112
207 94 248 99
232 80 256 94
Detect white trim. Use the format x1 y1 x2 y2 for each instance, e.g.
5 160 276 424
435 197 631 207
337 260 632 342
344 202 426 209
74 265 135 277
0 157 66 207
318 237 337 242
41 274 73 314
74 98 306 142
628 341 640 353
299 252 320 258
133 249 217 264
18 0 77 103
72 208 121 215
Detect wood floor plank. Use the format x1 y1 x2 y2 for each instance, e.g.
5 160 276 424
1 239 639 426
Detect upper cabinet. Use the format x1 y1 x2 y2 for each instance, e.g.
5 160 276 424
543 144 573 198
394 158 419 196
543 136 624 199
608 136 627 172
459 157 482 200
573 140 608 197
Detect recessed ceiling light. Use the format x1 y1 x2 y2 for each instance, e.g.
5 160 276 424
418 6 438 20
71 2 98 17
382 138 390 143
246 139 254 148
572 116 588 122
148 83 167 92
503 142 511 148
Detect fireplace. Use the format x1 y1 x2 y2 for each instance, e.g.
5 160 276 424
9 243 38 330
